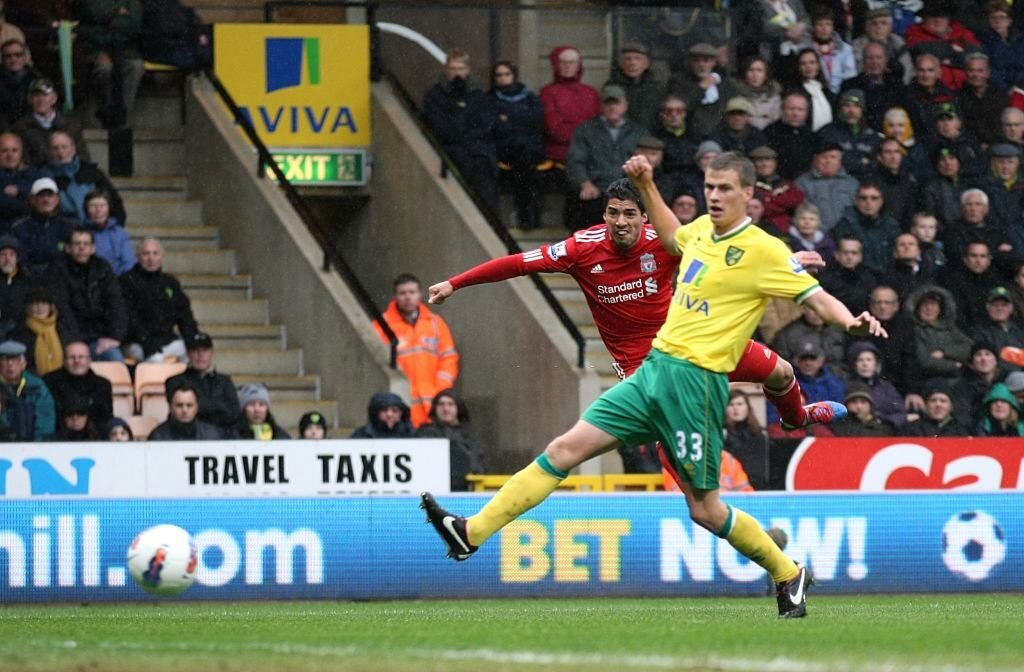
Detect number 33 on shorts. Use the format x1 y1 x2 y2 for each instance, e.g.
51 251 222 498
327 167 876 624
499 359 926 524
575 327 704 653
675 431 703 462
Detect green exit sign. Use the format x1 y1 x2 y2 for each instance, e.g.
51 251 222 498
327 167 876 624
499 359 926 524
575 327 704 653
268 148 368 186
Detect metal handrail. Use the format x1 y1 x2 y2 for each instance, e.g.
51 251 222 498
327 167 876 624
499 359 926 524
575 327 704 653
202 69 400 368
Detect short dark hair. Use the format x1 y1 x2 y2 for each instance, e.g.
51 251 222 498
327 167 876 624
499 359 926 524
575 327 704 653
708 151 755 188
167 382 198 404
84 189 110 207
605 178 644 213
392 273 421 292
69 227 94 244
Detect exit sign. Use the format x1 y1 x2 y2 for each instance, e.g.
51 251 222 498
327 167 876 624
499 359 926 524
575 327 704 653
268 148 368 186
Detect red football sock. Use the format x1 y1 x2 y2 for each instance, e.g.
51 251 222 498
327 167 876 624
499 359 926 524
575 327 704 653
764 377 807 427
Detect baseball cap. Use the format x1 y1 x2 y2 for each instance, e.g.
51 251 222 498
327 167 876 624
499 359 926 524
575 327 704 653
186 332 214 350
936 103 958 119
796 340 824 359
814 137 843 155
600 84 626 102
725 97 752 114
840 89 865 107
987 286 1013 303
29 78 54 95
30 177 58 196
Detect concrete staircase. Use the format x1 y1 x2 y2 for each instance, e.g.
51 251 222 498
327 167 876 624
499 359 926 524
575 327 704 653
83 86 340 435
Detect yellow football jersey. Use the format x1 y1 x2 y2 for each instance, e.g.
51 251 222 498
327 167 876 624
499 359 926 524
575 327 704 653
652 215 821 372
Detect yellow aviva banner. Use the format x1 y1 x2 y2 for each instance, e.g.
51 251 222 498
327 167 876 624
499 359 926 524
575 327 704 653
214 24 370 148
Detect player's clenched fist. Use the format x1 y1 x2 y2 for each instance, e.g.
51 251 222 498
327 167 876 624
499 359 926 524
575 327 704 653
428 281 454 305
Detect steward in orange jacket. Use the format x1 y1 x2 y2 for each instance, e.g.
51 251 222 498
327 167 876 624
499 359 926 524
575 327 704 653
374 275 459 427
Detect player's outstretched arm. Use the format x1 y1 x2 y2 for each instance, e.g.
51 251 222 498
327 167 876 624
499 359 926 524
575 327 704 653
803 290 888 338
428 281 455 305
623 155 681 256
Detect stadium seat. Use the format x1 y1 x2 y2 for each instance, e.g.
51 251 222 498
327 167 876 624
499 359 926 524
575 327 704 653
134 362 186 414
126 415 159 441
140 395 170 424
90 361 135 419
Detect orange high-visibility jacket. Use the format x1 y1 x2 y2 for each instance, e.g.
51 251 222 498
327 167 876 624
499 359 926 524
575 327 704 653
661 449 754 493
374 301 459 427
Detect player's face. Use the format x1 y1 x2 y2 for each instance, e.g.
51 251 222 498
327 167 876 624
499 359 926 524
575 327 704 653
603 197 647 250
704 169 751 228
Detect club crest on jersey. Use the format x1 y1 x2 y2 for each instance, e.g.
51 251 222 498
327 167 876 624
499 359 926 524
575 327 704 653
640 252 656 274
547 241 567 261
725 246 745 266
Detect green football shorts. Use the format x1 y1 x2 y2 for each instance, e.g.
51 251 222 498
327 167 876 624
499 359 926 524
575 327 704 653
582 349 728 490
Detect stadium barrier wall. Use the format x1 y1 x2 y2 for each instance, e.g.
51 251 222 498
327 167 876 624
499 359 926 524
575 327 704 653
1 493 1018 603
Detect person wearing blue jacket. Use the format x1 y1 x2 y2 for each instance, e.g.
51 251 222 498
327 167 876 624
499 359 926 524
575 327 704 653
84 190 134 275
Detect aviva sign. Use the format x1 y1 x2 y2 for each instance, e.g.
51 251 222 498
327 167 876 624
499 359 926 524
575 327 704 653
214 24 370 147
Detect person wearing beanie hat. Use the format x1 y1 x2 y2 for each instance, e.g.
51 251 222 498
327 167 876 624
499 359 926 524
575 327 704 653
236 382 290 440
951 340 1002 429
902 377 969 437
845 340 906 428
605 38 662 132
976 382 1024 436
298 411 328 440
106 416 134 441
832 380 896 437
50 395 101 442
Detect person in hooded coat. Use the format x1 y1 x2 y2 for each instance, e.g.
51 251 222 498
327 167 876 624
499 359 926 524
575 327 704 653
538 45 601 165
350 391 414 439
415 389 486 491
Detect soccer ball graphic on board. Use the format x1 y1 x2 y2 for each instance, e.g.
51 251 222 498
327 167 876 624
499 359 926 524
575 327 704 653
127 524 198 596
940 511 1006 582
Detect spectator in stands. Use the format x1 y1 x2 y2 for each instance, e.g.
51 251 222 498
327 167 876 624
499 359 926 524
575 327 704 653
752 145 804 235
105 416 133 441
739 0 809 60
805 7 858 94
908 285 973 387
10 177 73 275
978 1 1024 92
235 382 290 440
651 95 698 179
772 303 849 370
50 398 101 441
0 3 29 64
564 84 644 231
1010 259 1024 316
489 59 544 231
0 132 37 225
975 381 1024 435
0 234 34 331
669 185 700 226
722 389 770 490
667 42 739 141
42 130 126 225
873 138 917 228
298 410 327 440
72 0 145 128
945 189 1017 272
768 339 845 424
795 138 858 233
902 378 969 436
149 383 222 441
0 339 54 440
42 340 113 429
1000 107 1024 149
943 240 1004 329
845 340 907 427
905 53 956 144
951 341 1002 427
11 286 69 375
982 143 1024 234
790 48 836 131
905 1 980 92
605 41 662 132
819 235 877 315
373 273 458 428
416 389 485 492
958 53 1009 147
865 284 924 403
922 145 973 228
84 190 133 275
736 56 782 130
910 212 949 275
832 381 897 436
969 286 1024 361
1005 370 1024 407
765 90 815 179
818 89 880 178
538 45 600 169
881 106 932 180
422 48 497 214
12 78 87 167
787 201 836 262
852 8 913 84
120 237 197 363
879 233 936 301
165 332 241 433
50 227 127 363
719 450 755 492
0 39 39 125
930 104 986 179
708 97 768 155
842 41 909 132
350 391 414 439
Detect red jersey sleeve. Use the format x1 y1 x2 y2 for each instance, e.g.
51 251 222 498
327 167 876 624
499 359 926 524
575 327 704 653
449 238 578 289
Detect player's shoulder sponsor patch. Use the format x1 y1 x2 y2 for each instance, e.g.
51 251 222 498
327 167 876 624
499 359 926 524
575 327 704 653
547 241 568 260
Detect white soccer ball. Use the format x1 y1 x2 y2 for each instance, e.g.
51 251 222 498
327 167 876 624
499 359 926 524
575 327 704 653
941 511 1006 582
126 524 198 596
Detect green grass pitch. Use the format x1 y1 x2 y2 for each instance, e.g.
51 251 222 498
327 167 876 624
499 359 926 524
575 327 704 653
2 595 1022 671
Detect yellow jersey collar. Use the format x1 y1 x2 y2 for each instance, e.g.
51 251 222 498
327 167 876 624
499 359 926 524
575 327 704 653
711 217 752 243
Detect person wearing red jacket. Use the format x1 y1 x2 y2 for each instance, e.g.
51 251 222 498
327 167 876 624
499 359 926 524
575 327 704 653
538 45 601 165
373 273 459 428
905 3 980 92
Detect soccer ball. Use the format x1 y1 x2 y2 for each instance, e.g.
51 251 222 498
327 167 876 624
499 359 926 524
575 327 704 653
940 511 1006 582
127 524 198 596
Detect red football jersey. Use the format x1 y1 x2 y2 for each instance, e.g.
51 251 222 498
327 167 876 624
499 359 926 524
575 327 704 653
450 223 676 377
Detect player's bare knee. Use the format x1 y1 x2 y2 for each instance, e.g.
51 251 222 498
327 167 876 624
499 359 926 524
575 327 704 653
766 358 794 388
